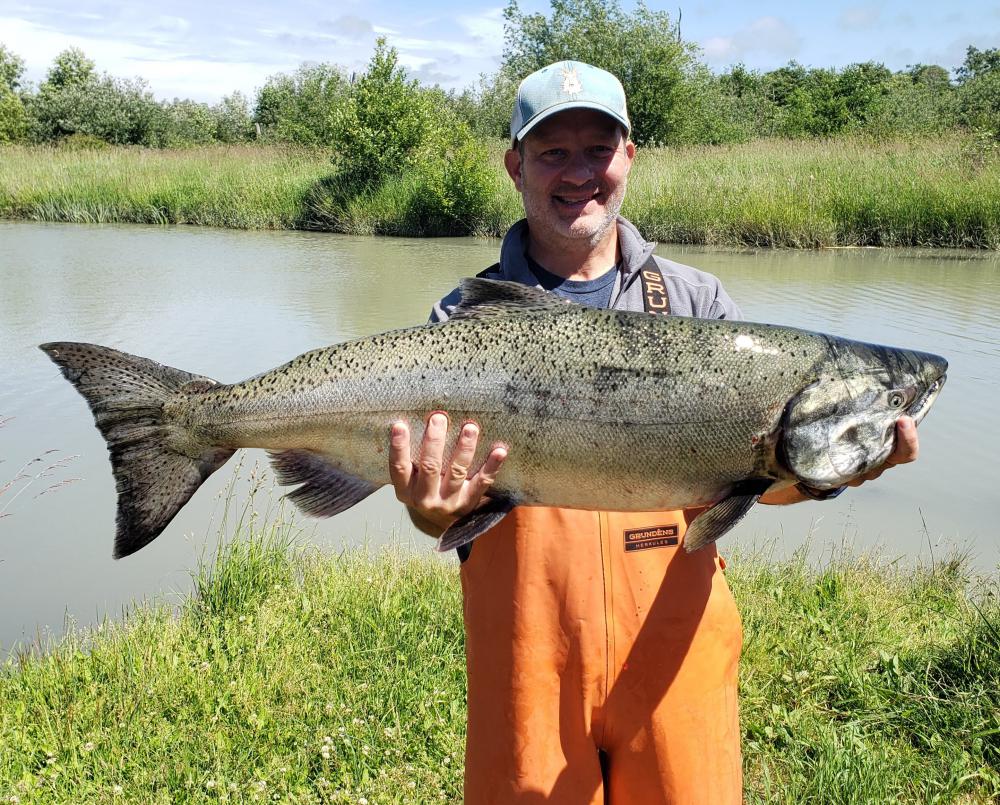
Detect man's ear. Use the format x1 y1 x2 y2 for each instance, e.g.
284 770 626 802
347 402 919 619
624 139 636 170
504 147 523 192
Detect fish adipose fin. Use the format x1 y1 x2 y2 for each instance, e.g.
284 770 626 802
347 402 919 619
268 450 379 517
436 496 516 553
684 479 772 553
39 342 236 559
450 278 573 320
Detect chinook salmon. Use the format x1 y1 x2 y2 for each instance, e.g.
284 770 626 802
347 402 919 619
41 278 946 559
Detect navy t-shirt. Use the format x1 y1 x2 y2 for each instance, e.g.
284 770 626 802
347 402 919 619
527 255 618 310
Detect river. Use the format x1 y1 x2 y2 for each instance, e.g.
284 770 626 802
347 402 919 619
1 221 997 655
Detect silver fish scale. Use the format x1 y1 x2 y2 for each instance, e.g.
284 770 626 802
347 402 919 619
189 306 833 512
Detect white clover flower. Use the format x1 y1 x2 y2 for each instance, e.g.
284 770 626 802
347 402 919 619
82 742 95 752
206 779 217 789
112 785 123 795
358 798 369 805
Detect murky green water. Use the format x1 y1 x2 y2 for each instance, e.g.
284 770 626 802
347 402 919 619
1 221 997 654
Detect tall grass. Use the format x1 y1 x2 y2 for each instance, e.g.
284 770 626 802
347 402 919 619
1 522 997 803
0 144 328 230
626 137 1000 249
2 136 998 247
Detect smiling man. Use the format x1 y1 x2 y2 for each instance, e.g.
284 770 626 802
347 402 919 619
389 60 919 804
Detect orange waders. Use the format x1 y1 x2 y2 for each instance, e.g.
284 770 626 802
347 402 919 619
460 507 743 804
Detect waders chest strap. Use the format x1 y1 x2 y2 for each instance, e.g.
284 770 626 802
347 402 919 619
638 253 669 315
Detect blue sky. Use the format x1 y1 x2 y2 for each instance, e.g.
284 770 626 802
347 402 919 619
1 0 999 103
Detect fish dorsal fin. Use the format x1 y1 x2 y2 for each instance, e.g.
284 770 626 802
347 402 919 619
450 278 573 320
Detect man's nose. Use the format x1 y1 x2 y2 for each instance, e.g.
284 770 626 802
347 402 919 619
560 151 594 184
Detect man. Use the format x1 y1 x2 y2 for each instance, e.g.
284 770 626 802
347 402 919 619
388 61 919 803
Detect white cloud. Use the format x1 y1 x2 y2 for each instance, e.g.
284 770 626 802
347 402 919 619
457 7 504 44
701 16 802 65
838 6 880 31
319 14 374 40
3 15 286 101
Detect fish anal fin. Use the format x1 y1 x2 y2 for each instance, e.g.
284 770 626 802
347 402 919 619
451 278 572 320
684 479 772 553
437 497 515 552
268 449 380 518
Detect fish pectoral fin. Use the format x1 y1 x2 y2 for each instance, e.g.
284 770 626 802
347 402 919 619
684 479 772 553
436 497 516 553
268 449 380 518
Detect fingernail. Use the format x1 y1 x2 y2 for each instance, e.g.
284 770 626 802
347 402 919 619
462 423 478 438
430 413 446 428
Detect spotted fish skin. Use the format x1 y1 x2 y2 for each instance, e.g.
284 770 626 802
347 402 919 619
41 278 947 558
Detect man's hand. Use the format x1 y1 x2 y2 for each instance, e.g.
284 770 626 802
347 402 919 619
845 415 919 486
389 412 508 536
761 416 920 505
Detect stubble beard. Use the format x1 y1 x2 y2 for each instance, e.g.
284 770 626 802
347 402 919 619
523 173 629 251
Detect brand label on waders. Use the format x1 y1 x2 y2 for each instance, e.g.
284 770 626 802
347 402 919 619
624 525 679 552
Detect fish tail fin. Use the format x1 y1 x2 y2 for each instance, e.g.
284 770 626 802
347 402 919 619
40 342 235 559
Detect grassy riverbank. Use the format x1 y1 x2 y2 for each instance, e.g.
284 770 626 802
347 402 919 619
1 526 997 804
2 136 998 247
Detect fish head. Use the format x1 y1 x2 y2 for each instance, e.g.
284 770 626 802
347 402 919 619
780 344 947 489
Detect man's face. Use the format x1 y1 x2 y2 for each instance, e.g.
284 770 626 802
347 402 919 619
504 108 635 247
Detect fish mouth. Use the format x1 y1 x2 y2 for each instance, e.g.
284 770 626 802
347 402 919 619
908 375 946 426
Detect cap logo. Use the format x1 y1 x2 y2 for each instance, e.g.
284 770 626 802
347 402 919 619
561 66 583 95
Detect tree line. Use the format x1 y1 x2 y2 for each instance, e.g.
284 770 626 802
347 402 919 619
1 0 997 151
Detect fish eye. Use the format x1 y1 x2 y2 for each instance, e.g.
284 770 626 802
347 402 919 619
888 391 906 408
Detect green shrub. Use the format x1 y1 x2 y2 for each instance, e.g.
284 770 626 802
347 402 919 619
253 63 349 145
56 132 108 150
319 38 500 236
29 73 165 146
0 85 27 143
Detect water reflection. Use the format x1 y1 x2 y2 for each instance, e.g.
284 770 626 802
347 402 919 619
1 221 997 654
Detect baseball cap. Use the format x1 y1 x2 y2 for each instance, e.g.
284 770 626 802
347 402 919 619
510 60 630 142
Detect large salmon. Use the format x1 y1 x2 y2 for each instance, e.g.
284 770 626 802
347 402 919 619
41 278 947 558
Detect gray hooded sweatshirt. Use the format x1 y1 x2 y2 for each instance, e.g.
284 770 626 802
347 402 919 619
430 216 742 322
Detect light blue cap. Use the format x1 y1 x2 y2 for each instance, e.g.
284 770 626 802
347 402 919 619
510 60 630 142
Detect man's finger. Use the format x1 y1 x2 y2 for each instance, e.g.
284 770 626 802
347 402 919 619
466 445 508 501
442 422 480 497
889 416 919 465
388 421 413 496
414 412 449 500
